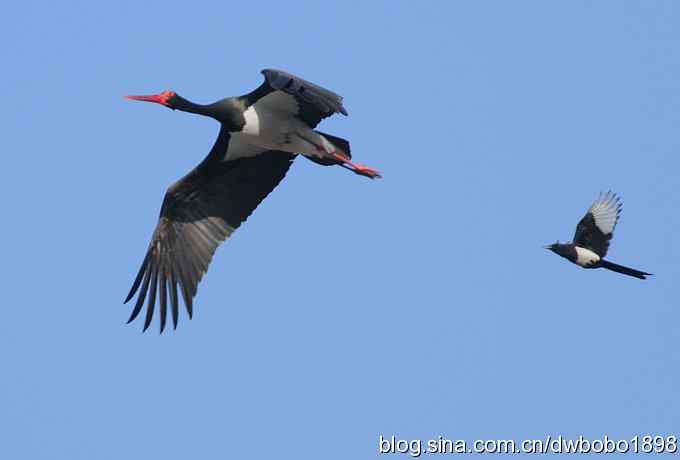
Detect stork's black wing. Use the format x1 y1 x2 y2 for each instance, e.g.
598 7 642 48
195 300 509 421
124 128 295 332
573 191 622 258
243 68 348 128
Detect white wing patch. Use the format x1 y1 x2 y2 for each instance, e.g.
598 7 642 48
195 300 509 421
241 92 299 136
588 191 622 235
253 91 299 116
223 133 267 161
241 105 260 136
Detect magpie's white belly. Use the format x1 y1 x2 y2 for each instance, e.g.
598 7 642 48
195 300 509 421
574 246 600 267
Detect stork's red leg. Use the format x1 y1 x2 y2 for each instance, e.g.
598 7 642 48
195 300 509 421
305 134 382 179
331 153 382 179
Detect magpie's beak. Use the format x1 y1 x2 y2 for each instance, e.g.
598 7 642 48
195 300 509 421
543 245 552 250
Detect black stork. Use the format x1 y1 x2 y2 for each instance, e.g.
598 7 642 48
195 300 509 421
124 69 381 333
545 191 652 279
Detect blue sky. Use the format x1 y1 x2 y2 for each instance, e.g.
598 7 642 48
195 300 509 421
1 1 679 458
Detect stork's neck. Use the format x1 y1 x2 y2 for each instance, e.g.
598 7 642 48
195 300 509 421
173 95 243 129
172 95 217 117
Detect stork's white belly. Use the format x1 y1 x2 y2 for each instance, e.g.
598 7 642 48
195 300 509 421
234 103 331 158
575 246 600 267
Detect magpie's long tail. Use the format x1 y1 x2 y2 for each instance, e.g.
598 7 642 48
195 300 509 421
600 260 652 280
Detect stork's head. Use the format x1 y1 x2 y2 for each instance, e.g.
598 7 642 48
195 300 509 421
125 91 179 109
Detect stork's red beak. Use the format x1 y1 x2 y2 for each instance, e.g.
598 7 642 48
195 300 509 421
125 91 176 107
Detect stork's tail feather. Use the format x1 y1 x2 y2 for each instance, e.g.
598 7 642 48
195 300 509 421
305 131 351 166
317 131 351 158
600 260 652 280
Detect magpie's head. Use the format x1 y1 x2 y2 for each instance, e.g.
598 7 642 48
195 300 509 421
544 241 569 257
544 241 558 252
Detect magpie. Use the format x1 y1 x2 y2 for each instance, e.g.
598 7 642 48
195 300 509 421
545 191 651 279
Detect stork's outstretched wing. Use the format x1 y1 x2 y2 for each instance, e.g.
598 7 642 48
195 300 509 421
125 128 295 332
243 68 348 128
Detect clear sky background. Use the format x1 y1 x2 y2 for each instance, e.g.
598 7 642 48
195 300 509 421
1 1 678 458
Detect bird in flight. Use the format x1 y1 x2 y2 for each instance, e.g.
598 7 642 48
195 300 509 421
123 69 381 333
545 191 651 279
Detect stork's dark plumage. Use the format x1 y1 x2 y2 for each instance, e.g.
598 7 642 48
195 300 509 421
545 191 651 280
124 69 381 333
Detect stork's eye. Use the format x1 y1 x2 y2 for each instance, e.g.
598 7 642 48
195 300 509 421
158 91 176 105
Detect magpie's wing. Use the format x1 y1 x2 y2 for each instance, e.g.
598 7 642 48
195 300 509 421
573 191 622 257
243 69 348 128
124 128 295 333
